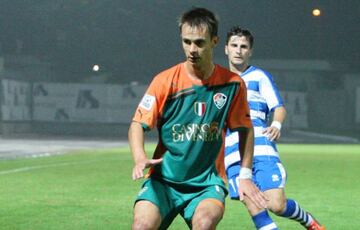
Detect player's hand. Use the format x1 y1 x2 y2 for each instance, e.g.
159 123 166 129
263 126 281 141
132 158 163 180
238 178 268 209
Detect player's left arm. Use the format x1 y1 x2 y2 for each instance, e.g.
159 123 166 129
128 121 163 180
129 76 167 180
263 106 286 141
259 72 287 141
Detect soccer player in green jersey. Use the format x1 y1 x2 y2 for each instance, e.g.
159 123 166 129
128 8 267 230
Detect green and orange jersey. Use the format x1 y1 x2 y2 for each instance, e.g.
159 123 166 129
132 62 252 188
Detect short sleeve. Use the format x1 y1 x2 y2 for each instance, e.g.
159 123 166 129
259 73 284 112
132 76 167 130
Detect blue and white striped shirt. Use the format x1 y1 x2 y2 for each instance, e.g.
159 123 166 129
224 66 284 176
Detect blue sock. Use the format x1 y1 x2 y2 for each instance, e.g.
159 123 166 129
280 199 313 227
252 210 278 230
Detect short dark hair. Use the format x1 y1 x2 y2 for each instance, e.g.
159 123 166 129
178 7 218 38
226 26 254 48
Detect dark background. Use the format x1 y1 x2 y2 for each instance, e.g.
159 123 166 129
0 0 359 141
1 0 359 83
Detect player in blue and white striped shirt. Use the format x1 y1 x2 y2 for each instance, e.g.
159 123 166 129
224 26 325 230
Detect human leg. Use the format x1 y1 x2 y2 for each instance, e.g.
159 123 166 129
133 179 180 230
133 200 161 230
240 157 288 229
182 185 226 230
242 195 278 230
192 198 224 230
263 188 286 215
228 175 278 230
260 168 325 230
278 198 325 230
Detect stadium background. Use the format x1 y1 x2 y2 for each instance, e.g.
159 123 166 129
1 1 360 229
0 1 359 143
1 1 360 144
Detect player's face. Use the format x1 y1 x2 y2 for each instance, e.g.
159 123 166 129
225 35 252 68
181 23 218 69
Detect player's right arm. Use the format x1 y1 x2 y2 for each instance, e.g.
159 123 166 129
128 72 170 180
128 121 163 180
227 77 267 209
238 127 267 209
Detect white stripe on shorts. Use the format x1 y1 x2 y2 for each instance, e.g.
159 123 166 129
254 145 279 157
277 162 286 188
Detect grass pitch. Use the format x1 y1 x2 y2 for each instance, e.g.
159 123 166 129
0 144 359 229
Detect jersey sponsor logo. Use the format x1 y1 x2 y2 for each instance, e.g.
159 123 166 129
171 122 221 142
194 102 206 116
139 94 155 111
213 93 227 109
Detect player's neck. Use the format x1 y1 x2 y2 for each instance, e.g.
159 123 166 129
184 62 215 81
230 63 249 75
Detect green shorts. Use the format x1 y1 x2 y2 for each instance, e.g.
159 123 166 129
135 178 227 229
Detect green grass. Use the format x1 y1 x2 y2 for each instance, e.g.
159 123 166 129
1 144 359 229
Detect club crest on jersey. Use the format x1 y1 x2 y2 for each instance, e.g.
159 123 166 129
194 102 206 116
213 93 227 109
